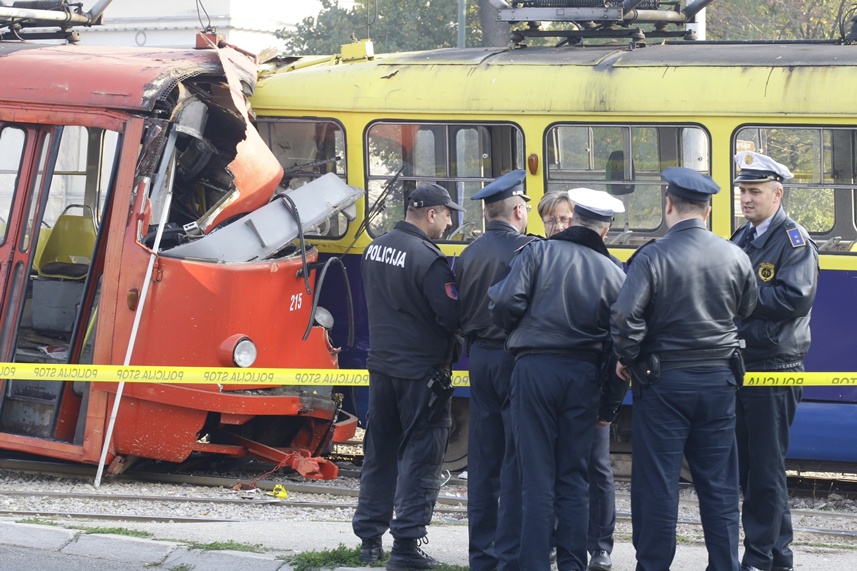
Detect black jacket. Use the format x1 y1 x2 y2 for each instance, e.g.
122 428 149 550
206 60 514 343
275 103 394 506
455 220 535 343
363 221 460 379
611 218 758 366
488 226 626 356
731 207 819 369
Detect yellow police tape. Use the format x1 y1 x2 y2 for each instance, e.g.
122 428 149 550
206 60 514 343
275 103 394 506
0 363 854 387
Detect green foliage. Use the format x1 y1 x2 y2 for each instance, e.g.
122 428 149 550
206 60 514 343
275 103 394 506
707 0 847 40
285 543 469 571
17 517 60 526
278 0 481 55
286 544 383 570
186 540 263 552
82 526 154 538
284 0 856 52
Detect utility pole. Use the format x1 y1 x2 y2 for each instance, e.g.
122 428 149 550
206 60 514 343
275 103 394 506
458 0 466 48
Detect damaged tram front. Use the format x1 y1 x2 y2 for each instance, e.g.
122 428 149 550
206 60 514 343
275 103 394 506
0 38 359 478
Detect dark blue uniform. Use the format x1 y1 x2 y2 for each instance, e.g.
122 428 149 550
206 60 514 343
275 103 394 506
490 226 625 571
352 220 459 545
456 219 533 571
732 207 818 571
587 424 614 557
612 217 757 571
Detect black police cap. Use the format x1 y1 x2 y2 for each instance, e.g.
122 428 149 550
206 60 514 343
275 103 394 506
471 170 529 204
662 167 720 200
409 184 464 212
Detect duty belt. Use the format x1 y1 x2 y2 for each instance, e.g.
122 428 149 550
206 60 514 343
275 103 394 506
515 348 601 364
659 358 732 371
656 348 735 372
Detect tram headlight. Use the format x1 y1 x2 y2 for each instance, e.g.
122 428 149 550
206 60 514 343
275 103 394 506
233 338 257 368
314 306 334 329
219 334 257 368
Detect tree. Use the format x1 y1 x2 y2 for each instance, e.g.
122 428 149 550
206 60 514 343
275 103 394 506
706 0 847 41
279 0 482 55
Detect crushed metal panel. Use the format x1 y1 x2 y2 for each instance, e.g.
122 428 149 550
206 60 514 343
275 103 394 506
161 173 363 262
193 43 283 233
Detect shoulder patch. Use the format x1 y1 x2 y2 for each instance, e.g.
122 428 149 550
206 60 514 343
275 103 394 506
445 282 459 300
786 227 806 248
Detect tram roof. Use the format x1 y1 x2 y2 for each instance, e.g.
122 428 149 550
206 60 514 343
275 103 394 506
0 43 225 112
254 42 857 117
378 43 857 68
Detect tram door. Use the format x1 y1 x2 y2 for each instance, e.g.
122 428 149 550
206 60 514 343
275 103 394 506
0 123 118 442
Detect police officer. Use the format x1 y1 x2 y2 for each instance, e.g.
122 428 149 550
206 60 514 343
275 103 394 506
353 183 463 571
455 170 533 571
731 152 819 571
546 189 622 571
489 189 626 571
611 167 758 571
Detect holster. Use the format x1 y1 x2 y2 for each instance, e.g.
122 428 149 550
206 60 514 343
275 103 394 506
730 348 746 387
426 366 454 422
628 353 660 392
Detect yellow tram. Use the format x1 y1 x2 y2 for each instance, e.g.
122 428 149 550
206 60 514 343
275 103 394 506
250 9 857 470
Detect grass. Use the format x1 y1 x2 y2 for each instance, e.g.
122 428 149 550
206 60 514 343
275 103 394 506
185 539 264 553
17 517 60 526
285 544 469 571
16 520 157 540
77 526 154 538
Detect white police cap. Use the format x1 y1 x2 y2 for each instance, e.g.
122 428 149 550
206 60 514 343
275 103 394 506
567 187 625 222
734 151 793 183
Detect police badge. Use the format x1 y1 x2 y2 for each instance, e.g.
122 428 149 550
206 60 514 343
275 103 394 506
758 262 776 282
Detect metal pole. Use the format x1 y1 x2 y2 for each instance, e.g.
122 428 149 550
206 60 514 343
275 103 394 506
0 7 92 24
686 7 707 40
87 0 115 22
458 0 466 48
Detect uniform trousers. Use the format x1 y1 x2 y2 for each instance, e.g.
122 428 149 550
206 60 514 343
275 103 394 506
352 371 451 542
588 423 615 555
513 353 600 571
736 364 802 571
631 367 740 571
467 342 522 571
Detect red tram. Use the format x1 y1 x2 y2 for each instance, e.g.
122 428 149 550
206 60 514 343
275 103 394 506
0 30 357 478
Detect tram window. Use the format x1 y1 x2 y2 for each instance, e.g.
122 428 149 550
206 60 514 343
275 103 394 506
45 126 118 227
365 121 524 241
0 126 26 245
734 127 854 251
256 118 348 239
546 124 710 246
14 126 118 364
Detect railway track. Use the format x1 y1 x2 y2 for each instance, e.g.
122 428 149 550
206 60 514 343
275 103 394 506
0 457 855 542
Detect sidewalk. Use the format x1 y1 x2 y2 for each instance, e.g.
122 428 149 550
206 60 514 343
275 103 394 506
2 517 857 570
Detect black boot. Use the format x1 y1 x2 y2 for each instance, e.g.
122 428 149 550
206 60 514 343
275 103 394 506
385 537 438 570
359 538 384 563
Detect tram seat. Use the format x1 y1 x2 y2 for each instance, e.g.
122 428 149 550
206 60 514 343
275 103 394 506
35 205 97 281
31 226 50 274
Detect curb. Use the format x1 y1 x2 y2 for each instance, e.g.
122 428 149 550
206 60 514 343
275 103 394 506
0 521 297 570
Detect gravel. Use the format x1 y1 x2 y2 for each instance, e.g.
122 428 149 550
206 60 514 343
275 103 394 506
0 465 855 550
